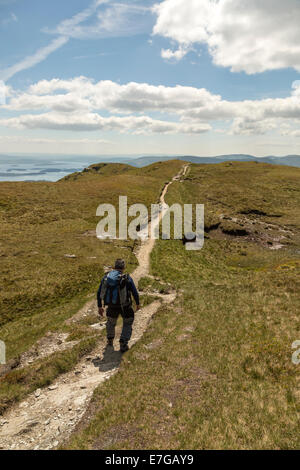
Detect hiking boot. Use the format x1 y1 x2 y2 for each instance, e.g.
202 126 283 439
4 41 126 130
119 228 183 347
120 342 129 353
107 338 114 347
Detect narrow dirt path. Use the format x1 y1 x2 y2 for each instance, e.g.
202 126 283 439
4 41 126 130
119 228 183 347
0 164 188 451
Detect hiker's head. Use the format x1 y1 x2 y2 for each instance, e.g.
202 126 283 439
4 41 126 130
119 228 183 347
115 259 126 272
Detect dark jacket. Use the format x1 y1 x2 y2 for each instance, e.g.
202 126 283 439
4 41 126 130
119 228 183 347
97 270 139 308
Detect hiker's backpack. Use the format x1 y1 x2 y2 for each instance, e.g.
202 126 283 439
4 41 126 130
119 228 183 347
100 270 131 307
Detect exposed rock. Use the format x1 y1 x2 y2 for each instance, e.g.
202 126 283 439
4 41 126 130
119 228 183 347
48 385 58 391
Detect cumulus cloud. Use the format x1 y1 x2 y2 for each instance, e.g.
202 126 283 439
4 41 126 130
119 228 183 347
0 111 211 135
1 77 300 136
230 118 278 136
153 0 300 74
4 77 222 114
6 91 90 113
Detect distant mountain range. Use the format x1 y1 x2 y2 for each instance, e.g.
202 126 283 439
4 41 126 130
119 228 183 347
2 153 300 169
1 154 300 183
120 154 300 168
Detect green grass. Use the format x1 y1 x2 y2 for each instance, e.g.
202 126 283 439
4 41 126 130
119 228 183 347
64 162 300 450
0 160 183 412
2 161 299 449
0 160 183 361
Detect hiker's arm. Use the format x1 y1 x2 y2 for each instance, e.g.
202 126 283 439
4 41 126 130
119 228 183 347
97 279 105 316
128 276 140 309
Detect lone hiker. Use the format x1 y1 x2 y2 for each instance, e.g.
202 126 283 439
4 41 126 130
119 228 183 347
97 259 140 353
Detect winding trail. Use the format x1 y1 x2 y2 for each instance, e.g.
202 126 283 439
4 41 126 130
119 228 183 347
0 164 189 451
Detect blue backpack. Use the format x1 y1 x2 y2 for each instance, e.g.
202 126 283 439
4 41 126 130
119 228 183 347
100 270 130 307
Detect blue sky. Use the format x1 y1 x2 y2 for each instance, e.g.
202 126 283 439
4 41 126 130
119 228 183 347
0 0 300 157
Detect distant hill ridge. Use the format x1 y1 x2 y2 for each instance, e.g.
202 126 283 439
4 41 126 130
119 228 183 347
62 155 300 181
121 154 300 168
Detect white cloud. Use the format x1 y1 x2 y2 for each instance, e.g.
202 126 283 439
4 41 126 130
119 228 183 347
230 118 277 136
153 0 212 44
27 77 89 96
1 77 300 137
153 0 300 74
6 91 90 113
0 111 211 135
161 46 189 61
4 77 221 114
0 80 8 105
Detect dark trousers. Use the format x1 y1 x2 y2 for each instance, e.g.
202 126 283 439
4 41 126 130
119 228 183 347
106 304 134 344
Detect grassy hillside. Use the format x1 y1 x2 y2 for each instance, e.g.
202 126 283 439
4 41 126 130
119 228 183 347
65 162 300 450
0 160 183 361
